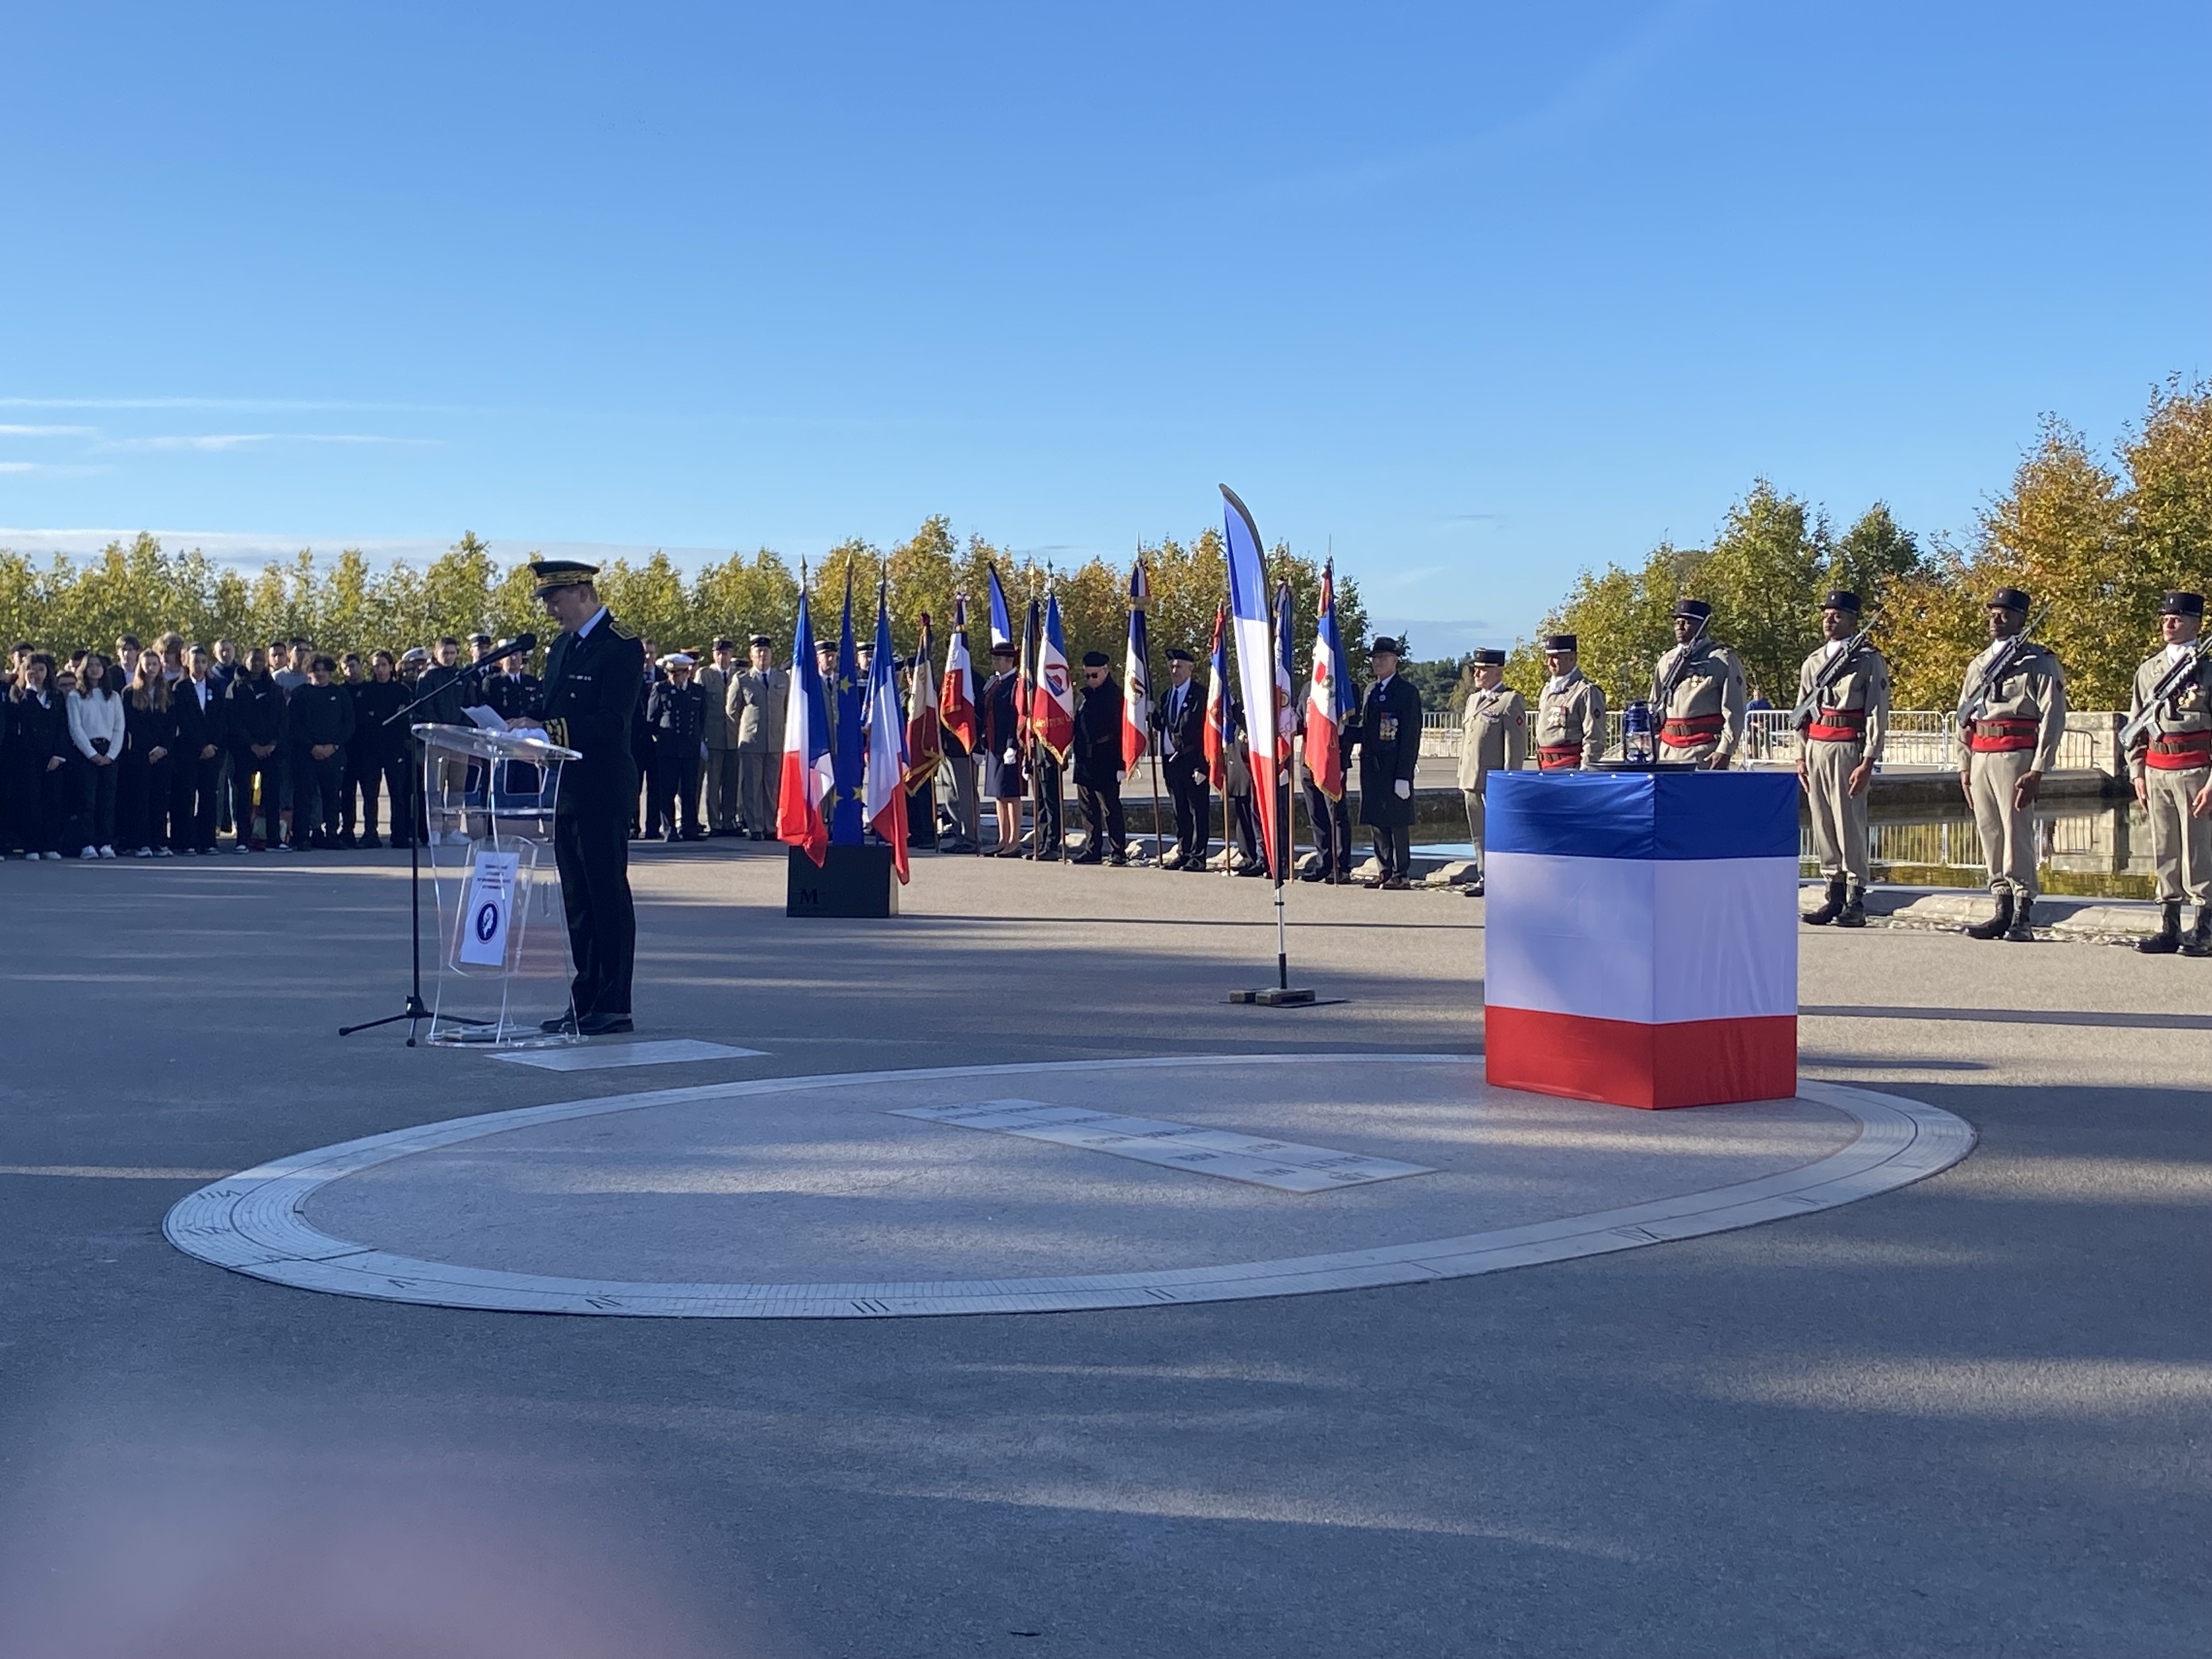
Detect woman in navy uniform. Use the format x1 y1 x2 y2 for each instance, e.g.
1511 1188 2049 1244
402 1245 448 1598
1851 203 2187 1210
1355 636 1423 889
527 560 645 1035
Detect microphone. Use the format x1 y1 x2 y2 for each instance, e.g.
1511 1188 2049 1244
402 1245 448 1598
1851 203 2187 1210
465 634 537 674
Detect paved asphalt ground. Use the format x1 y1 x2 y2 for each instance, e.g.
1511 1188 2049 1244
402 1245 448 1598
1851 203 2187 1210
2 841 2206 1658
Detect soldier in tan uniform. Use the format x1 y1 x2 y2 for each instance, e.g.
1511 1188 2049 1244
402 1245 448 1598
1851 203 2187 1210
1957 586 2066 941
1455 648 1526 895
1796 590 1890 928
2125 590 2212 956
1650 599 1747 768
1533 634 1606 771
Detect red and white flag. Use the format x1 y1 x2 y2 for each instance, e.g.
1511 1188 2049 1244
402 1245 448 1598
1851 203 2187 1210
1121 557 1150 773
905 611 942 788
940 594 977 756
1032 594 1076 761
1305 560 1348 802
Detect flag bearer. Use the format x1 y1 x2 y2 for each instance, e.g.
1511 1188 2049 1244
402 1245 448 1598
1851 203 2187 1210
1533 635 1605 771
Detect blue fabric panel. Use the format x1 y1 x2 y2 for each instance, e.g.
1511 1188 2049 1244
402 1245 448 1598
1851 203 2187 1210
1487 770 1798 861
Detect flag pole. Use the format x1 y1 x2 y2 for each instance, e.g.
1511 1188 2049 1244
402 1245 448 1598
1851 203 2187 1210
1136 544 1164 870
1269 574 1289 990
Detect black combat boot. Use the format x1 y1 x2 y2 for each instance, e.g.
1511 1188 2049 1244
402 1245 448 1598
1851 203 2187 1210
2180 905 2212 958
1836 885 1867 928
2003 897 2037 941
1802 877 1845 926
1964 891 2013 940
2137 901 2182 955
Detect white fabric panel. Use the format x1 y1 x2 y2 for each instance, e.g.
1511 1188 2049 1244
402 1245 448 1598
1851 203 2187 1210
1651 856 1799 1022
1485 853 1798 1025
1484 851 1656 1022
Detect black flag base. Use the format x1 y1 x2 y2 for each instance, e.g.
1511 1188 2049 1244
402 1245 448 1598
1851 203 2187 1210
1228 986 1319 1007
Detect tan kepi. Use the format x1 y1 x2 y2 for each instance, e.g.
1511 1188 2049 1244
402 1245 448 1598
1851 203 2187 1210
1456 651 1527 879
1649 601 1747 766
1957 590 2066 932
2126 590 2212 955
1797 592 1891 927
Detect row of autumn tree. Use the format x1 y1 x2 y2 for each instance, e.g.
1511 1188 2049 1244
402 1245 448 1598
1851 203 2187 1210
0 519 1371 691
1511 377 2212 713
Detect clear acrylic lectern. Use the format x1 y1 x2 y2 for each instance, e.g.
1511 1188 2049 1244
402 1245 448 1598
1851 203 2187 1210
413 722 583 1047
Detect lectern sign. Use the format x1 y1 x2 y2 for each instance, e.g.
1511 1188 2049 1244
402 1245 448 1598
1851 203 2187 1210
458 850 521 967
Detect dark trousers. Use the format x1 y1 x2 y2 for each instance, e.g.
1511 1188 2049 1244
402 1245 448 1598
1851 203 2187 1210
341 744 374 834
1304 778 1352 875
1032 758 1063 855
905 780 938 848
75 757 119 848
4 760 64 854
118 753 171 850
1371 820 1410 878
652 745 701 839
179 753 223 849
638 736 663 837
555 808 636 1018
1228 788 1260 863
1164 754 1209 863
293 749 345 840
1077 778 1125 855
232 750 280 845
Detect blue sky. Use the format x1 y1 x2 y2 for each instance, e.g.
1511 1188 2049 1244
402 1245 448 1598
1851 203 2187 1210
3 2 2204 654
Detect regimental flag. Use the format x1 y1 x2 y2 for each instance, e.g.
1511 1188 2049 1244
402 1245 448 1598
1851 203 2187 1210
831 574 865 845
865 583 912 884
1221 484 1283 881
905 611 942 788
775 586 834 866
1121 557 1151 773
1306 559 1348 802
987 565 1013 653
940 594 977 755
1483 771 1800 1110
1272 579 1298 746
1203 603 1229 792
1032 594 1076 761
1017 598 1039 749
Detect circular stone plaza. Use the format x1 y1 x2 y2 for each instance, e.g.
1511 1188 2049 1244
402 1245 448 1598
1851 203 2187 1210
3 844 2205 1657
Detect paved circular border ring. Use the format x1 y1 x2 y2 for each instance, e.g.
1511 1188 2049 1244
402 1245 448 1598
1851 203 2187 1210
163 1054 1974 1318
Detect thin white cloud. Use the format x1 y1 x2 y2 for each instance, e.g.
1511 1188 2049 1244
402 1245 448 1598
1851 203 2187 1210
98 433 437 453
0 424 98 437
0 463 107 477
0 394 471 414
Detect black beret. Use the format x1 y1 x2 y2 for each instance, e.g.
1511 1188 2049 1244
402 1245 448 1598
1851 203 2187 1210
1081 651 1110 667
2160 590 2205 618
1673 599 1712 622
1165 646 1196 663
1471 648 1506 665
1822 590 1861 614
1543 634 1577 653
1988 586 2031 613
1370 636 1402 654
989 641 1018 658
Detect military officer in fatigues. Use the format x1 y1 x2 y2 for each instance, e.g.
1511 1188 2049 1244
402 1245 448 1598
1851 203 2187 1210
1958 586 2066 942
1650 599 1747 768
2126 590 2212 956
1533 635 1605 770
1796 590 1890 929
1455 648 1526 895
526 560 645 1034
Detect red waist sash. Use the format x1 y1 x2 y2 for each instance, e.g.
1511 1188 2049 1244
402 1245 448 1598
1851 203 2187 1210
2147 731 2212 771
1967 718 2038 753
1658 714 1724 748
1537 743 1583 772
1805 707 1867 743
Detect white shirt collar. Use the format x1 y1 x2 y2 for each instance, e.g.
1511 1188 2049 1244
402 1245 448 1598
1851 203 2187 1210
1820 639 1847 663
2167 640 2195 665
1545 674 1569 693
576 606 608 639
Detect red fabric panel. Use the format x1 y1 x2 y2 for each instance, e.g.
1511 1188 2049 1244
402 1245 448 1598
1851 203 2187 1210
1483 1006 1797 1110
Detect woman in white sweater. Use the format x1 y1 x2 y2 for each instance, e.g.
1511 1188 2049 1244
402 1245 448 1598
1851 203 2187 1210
68 652 125 858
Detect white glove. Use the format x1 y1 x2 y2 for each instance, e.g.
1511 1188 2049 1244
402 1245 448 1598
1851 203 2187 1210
1003 748 1018 765
1394 779 1410 799
1116 770 1126 785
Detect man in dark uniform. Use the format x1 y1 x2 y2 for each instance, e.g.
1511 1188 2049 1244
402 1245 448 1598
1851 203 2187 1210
645 652 708 843
1356 636 1423 889
1152 647 1209 871
1071 650 1127 865
1297 664 1357 883
980 640 1025 856
527 560 645 1036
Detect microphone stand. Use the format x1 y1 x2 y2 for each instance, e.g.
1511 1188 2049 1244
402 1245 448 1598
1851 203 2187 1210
338 653 519 1045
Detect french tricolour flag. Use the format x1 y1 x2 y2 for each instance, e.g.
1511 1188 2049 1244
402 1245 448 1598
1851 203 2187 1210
1121 558 1150 773
864 583 911 883
940 595 977 756
1305 560 1347 801
775 587 836 866
1221 484 1282 880
1483 771 1799 1110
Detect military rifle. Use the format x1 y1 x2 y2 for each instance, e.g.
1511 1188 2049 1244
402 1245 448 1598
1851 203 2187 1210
1790 623 1877 733
1957 602 2054 725
2118 634 2211 748
1652 610 1711 715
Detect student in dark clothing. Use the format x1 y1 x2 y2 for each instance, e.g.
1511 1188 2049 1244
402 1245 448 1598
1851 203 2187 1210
119 652 179 856
644 653 707 842
287 655 357 848
227 648 287 851
171 645 228 853
347 650 411 848
2 654 69 857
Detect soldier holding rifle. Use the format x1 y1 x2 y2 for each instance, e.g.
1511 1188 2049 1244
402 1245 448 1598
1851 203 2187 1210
1795 590 1890 928
2124 590 2212 956
1649 599 1747 769
1957 587 2066 942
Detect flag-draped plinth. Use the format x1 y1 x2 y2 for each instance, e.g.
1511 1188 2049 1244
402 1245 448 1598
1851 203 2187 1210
1483 771 1799 1109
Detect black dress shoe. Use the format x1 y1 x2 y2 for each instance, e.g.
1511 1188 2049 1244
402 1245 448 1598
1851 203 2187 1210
1104 853 1127 867
540 1011 579 1034
577 1012 635 1036
1069 851 1103 865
